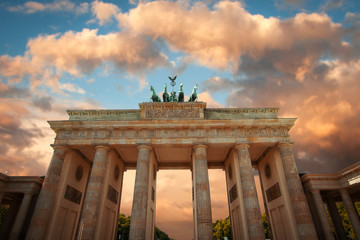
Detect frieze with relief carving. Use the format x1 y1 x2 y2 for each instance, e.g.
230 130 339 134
56 126 290 140
144 108 200 119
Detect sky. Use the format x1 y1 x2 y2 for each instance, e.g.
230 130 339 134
1 0 360 239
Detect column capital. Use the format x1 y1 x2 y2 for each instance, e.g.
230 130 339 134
310 189 321 194
95 145 110 151
339 188 348 193
277 141 294 148
193 144 208 150
50 144 69 151
234 143 250 150
137 144 152 150
339 188 350 197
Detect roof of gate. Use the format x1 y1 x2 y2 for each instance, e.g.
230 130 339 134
66 102 280 121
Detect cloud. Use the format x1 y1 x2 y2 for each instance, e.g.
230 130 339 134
60 83 85 94
26 28 168 74
0 28 169 93
86 78 95 84
7 0 89 14
0 98 46 176
345 12 360 23
198 91 223 107
77 2 90 15
320 0 345 11
0 87 102 176
32 95 53 111
117 1 352 73
203 59 360 173
91 0 120 25
0 83 30 98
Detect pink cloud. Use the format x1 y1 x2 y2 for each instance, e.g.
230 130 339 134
0 28 169 92
117 1 344 71
91 0 120 25
7 0 88 14
198 91 223 108
204 59 360 173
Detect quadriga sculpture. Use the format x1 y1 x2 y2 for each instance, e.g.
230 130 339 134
163 84 170 102
178 83 184 102
188 84 198 102
150 86 161 102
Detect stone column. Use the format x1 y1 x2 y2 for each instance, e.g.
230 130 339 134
339 188 360 239
26 145 68 240
0 180 5 204
311 190 334 240
193 144 213 240
327 197 347 240
129 145 152 240
9 193 33 240
0 192 3 205
78 145 109 240
0 197 22 239
278 142 317 239
235 144 264 240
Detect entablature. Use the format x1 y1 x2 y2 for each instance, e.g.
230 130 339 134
67 102 281 121
49 118 295 144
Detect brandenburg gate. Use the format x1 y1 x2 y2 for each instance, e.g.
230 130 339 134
25 102 318 240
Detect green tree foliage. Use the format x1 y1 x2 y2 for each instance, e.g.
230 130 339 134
213 216 232 240
335 202 360 240
0 205 9 227
154 226 172 240
262 213 270 239
117 214 131 240
213 214 270 240
117 214 172 240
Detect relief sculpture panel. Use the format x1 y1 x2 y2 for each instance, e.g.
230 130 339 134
144 109 200 119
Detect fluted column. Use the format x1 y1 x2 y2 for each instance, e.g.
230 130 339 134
193 144 213 240
26 145 68 240
10 193 33 240
78 145 109 240
235 144 264 240
278 142 317 239
129 145 152 240
311 190 334 240
327 197 347 240
339 188 360 239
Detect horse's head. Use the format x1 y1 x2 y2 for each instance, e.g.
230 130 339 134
150 85 154 92
194 84 198 91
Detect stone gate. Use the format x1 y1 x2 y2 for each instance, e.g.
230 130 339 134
25 102 318 240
